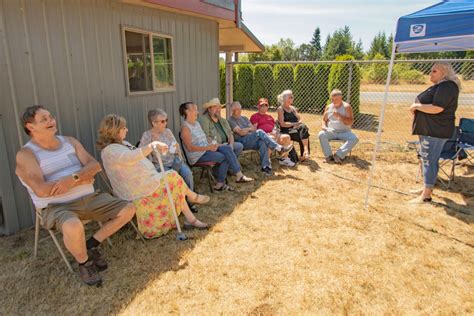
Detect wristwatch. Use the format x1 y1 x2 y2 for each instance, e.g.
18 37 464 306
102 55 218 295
72 173 80 182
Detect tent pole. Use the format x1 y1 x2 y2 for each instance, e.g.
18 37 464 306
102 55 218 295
364 43 397 209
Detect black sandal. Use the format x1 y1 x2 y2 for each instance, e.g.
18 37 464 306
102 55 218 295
214 184 235 191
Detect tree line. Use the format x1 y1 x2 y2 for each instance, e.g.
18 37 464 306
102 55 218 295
232 26 472 62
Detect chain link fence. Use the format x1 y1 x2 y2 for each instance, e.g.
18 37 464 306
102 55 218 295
221 59 474 150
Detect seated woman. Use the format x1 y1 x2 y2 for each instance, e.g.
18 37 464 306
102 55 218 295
250 98 296 167
179 102 253 192
139 109 197 212
97 114 209 239
276 90 311 161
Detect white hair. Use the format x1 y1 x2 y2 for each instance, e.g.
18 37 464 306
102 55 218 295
277 90 293 106
231 101 241 110
434 62 461 90
330 89 343 97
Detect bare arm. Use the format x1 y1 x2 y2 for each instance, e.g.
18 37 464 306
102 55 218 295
409 103 444 115
16 148 56 197
321 108 329 129
181 126 216 152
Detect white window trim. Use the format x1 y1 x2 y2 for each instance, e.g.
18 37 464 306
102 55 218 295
121 25 176 96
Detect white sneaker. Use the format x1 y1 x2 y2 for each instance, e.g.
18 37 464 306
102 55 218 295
279 157 295 167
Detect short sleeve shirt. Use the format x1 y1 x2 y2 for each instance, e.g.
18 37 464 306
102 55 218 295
249 113 275 133
228 116 252 140
412 80 459 139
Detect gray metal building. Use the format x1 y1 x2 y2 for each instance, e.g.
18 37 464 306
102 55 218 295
0 0 263 234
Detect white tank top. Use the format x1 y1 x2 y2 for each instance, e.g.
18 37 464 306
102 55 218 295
182 121 208 165
21 136 94 209
327 102 351 132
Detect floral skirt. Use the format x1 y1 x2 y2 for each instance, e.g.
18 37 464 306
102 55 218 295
132 171 188 239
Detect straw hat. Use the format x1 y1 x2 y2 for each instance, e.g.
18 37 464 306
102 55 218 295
202 98 225 110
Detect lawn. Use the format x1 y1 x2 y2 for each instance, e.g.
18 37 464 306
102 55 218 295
1 125 473 314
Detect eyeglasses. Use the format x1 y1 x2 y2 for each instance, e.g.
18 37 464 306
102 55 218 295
260 104 269 107
38 114 55 124
154 119 168 124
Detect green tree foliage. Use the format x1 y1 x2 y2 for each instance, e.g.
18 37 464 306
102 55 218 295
367 32 390 59
234 64 254 107
253 64 273 105
314 64 331 113
295 44 316 61
461 51 474 80
219 63 226 103
323 26 363 60
327 55 361 115
293 64 316 112
278 38 297 61
365 53 398 83
310 27 322 59
273 64 294 106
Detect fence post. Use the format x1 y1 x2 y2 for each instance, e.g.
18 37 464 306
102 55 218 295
225 52 233 119
347 60 353 102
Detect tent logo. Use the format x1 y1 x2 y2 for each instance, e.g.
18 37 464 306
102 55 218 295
410 24 426 37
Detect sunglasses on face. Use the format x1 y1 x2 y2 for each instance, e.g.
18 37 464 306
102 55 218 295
261 104 269 107
154 119 168 124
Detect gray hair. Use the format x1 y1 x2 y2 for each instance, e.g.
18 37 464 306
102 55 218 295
147 108 167 126
277 90 293 106
231 101 241 110
434 62 461 91
330 89 343 97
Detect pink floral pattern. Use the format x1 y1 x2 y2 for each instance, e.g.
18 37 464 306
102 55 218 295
132 172 189 239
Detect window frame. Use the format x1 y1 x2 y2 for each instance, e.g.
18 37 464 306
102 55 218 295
121 25 176 96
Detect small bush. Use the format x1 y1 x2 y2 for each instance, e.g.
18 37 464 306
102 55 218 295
461 51 474 80
327 55 361 115
253 64 273 105
273 64 294 106
294 64 316 112
399 69 426 84
235 64 254 108
219 64 226 102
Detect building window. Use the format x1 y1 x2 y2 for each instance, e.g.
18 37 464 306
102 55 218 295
123 28 175 94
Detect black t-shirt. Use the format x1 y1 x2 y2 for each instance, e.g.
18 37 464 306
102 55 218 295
412 80 459 139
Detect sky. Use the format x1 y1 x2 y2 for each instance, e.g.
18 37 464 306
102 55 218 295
240 0 438 51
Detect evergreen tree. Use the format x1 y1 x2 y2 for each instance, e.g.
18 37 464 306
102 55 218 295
310 27 322 59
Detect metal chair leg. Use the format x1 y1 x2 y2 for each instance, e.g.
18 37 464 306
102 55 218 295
130 220 146 243
34 212 40 258
98 221 113 247
48 229 74 273
206 167 214 193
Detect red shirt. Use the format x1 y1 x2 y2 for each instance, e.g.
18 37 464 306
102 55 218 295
250 112 275 133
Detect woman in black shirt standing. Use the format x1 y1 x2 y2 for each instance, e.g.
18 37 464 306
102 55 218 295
409 62 461 203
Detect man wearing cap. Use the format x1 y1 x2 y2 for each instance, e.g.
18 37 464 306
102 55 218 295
228 101 293 176
318 89 359 163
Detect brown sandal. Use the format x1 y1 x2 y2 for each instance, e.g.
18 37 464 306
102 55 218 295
183 218 209 230
188 193 210 204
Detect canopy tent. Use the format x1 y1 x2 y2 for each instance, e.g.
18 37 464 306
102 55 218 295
365 0 474 207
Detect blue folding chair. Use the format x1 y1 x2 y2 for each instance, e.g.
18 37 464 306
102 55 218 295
458 118 474 165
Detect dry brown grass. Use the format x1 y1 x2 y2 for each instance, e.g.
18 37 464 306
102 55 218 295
1 112 473 315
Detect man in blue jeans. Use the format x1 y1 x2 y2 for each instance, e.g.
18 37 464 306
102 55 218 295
228 101 293 176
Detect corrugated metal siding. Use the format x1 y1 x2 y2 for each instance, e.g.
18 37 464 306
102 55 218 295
0 0 219 234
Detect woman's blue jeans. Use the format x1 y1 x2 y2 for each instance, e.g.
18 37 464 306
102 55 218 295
419 135 448 188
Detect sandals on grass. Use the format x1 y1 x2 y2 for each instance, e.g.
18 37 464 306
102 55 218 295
213 184 235 191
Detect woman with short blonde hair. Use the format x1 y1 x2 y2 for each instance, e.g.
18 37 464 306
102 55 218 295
97 114 209 238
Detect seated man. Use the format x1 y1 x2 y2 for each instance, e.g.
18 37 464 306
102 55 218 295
15 105 136 286
228 101 293 176
199 98 243 157
250 98 296 167
318 89 359 163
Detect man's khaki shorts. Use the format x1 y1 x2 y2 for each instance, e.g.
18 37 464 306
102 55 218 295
41 191 129 231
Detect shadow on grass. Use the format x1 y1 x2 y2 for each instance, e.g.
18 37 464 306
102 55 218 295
438 174 474 225
0 155 295 314
342 155 371 170
353 113 378 132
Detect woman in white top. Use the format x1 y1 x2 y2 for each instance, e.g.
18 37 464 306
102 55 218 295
97 114 209 239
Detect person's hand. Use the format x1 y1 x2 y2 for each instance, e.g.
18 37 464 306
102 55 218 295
410 103 420 115
49 176 75 196
150 141 168 154
332 111 341 120
322 126 328 131
208 144 218 151
76 178 95 186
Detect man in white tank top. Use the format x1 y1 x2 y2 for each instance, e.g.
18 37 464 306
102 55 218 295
318 89 359 163
15 105 135 286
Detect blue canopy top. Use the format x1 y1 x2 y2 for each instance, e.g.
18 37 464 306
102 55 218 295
395 0 474 53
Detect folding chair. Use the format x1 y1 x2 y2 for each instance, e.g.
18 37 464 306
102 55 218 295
33 208 111 273
458 118 474 165
178 132 218 193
